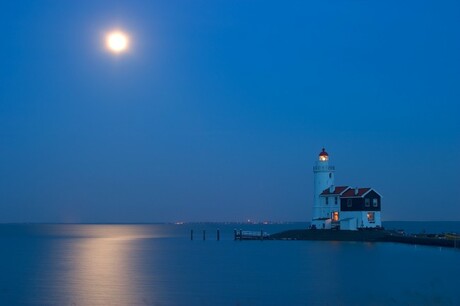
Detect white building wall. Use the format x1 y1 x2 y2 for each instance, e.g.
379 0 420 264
340 218 357 231
340 212 359 228
340 211 381 230
375 212 382 226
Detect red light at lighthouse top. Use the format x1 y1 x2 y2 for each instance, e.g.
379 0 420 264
319 148 329 161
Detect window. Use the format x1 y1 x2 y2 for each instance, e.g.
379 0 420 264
365 198 370 207
373 198 378 207
347 199 352 207
335 197 338 205
367 212 375 223
332 211 339 222
325 197 329 205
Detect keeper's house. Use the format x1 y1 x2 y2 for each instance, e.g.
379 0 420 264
311 149 382 231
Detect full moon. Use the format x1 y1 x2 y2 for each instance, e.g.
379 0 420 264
106 31 129 53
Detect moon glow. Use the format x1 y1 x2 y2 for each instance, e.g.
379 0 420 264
106 31 129 53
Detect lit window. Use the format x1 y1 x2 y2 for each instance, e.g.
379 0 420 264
347 199 352 207
332 211 339 221
335 197 338 205
325 197 329 205
373 198 378 207
367 212 375 223
365 198 370 207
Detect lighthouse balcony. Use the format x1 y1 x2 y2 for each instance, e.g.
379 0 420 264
313 165 335 172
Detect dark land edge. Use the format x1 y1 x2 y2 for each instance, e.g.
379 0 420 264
268 229 460 248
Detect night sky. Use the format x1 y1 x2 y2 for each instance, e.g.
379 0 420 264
1 1 459 222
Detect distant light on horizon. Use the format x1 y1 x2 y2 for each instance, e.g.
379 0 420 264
106 30 129 54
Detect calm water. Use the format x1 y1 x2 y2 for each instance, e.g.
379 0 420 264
0 222 459 306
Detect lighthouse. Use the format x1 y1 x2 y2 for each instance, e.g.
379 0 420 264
309 148 383 230
311 148 335 229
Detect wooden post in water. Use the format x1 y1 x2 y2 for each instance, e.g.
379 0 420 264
234 229 237 240
190 229 194 240
217 229 220 241
260 230 263 240
203 230 206 241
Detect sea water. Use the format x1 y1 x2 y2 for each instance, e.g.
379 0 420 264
0 222 459 305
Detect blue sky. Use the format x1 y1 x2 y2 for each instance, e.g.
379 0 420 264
1 1 459 222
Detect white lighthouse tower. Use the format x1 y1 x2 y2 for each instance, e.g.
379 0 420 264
311 148 335 229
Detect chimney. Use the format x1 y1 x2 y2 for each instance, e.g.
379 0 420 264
354 187 359 195
329 185 335 193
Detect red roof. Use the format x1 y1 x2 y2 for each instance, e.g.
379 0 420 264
341 188 371 198
320 186 350 195
319 148 328 157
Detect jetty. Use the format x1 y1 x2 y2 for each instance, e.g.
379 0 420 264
234 230 270 240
